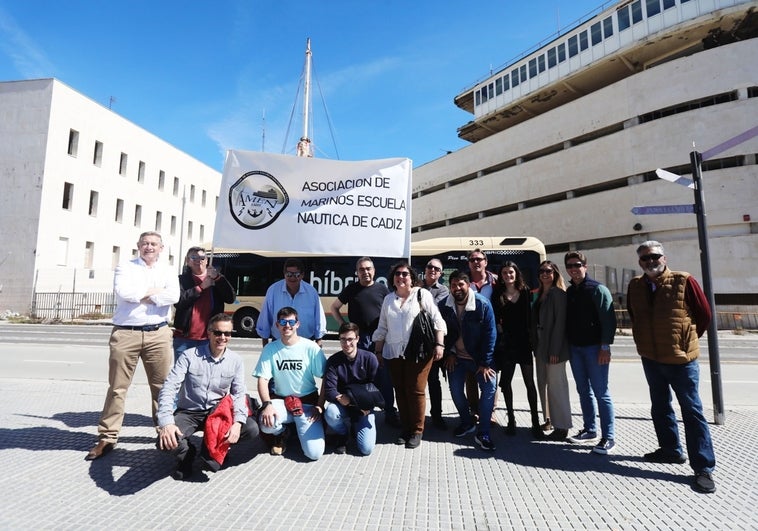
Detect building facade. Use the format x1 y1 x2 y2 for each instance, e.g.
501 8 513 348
412 0 758 313
0 79 221 315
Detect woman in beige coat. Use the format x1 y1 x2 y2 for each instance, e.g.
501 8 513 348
530 261 572 440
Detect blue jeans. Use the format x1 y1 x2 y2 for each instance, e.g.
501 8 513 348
172 337 207 361
569 344 615 439
641 357 715 473
259 399 325 461
324 402 376 455
448 358 496 436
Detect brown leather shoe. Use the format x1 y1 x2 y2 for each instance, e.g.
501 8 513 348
85 441 115 461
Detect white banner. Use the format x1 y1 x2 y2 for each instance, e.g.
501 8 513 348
212 150 412 257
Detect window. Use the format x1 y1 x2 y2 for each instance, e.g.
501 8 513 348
190 184 196 202
557 43 566 63
115 198 124 223
538 55 546 73
158 170 165 191
111 246 121 269
170 215 177 236
646 0 661 17
663 0 675 8
88 190 99 216
155 211 162 231
603 16 613 38
519 65 527 83
62 182 74 210
84 241 94 269
528 58 537 78
502 74 510 91
579 30 589 51
138 161 145 183
480 87 488 103
475 90 481 106
591 22 602 45
93 141 103 166
134 204 142 227
57 237 69 266
495 77 502 96
199 224 205 241
511 69 520 87
568 35 578 57
67 129 79 157
187 220 194 239
547 47 557 68
618 6 631 31
173 177 179 197
488 83 494 99
119 152 128 176
632 0 643 24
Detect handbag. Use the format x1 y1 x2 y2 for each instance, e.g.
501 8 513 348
403 289 437 363
345 382 385 411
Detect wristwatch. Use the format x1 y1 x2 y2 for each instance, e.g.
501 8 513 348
259 400 272 411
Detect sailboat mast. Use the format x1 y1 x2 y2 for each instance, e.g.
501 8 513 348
296 38 314 157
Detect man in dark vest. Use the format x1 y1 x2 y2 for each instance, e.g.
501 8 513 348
626 240 716 494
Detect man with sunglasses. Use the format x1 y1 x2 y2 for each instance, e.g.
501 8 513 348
173 247 235 359
626 241 716 494
254 306 327 460
423 259 450 430
156 314 259 480
564 251 617 455
257 258 327 348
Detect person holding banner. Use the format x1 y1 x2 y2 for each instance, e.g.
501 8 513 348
372 262 446 449
256 258 327 347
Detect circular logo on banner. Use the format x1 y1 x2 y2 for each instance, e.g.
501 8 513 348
228 170 289 229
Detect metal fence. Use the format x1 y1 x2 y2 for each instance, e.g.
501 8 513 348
615 309 758 331
31 292 116 320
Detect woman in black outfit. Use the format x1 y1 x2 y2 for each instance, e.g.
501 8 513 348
492 261 541 438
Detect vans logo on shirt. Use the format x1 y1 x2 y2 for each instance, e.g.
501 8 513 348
276 359 303 371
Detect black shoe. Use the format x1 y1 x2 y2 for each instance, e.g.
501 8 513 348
405 433 422 449
432 416 447 430
693 471 716 493
171 445 196 480
395 431 409 445
531 425 545 439
644 448 686 464
334 435 348 454
541 419 552 432
546 428 568 441
454 423 476 437
505 418 516 436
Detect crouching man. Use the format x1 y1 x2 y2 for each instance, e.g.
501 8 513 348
157 313 259 480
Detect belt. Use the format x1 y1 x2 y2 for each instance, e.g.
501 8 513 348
114 322 168 332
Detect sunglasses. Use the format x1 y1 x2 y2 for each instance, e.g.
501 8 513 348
539 269 554 275
393 271 410 277
640 253 663 262
210 330 232 337
565 263 584 269
468 257 485 263
189 255 207 261
425 265 441 272
284 271 302 278
277 318 297 327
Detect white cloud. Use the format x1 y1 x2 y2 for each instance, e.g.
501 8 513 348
0 7 54 78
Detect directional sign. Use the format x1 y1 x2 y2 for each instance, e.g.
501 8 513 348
631 204 695 215
655 168 694 188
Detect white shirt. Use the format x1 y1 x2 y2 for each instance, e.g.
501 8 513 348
111 256 180 326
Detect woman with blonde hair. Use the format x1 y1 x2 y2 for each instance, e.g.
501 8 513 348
530 260 572 440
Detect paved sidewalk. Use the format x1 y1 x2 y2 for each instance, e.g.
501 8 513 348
1 358 757 531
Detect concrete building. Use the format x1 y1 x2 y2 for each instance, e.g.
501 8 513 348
0 78 221 316
412 0 758 316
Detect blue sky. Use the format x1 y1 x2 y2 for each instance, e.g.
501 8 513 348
0 0 606 171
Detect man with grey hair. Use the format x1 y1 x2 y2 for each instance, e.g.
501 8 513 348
422 258 450 429
626 240 716 494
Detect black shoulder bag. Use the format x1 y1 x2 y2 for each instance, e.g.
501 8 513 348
403 289 437 363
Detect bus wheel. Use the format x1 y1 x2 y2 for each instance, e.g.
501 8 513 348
233 308 259 338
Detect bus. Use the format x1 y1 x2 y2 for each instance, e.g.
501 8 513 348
208 236 545 337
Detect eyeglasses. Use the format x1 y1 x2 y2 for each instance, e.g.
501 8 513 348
284 271 302 278
640 253 663 262
425 265 441 272
210 330 232 337
468 257 485 263
539 269 554 275
189 255 207 261
357 267 373 272
393 271 410 277
565 263 584 269
277 318 298 327
339 336 357 343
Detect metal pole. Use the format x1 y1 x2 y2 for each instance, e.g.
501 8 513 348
690 150 725 425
